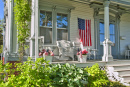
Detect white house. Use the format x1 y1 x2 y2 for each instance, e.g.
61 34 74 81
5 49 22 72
2 0 130 85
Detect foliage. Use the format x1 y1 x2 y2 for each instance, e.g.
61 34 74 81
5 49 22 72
0 60 5 83
0 19 3 45
0 58 88 87
0 45 3 53
0 58 52 87
103 81 126 87
0 60 13 84
84 63 109 87
14 0 31 62
49 63 88 87
0 60 126 87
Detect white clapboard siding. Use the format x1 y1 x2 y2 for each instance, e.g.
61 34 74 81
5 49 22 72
39 0 95 49
70 2 94 49
120 13 130 55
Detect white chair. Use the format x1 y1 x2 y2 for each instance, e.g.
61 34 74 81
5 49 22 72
125 45 130 59
87 48 98 60
56 40 75 61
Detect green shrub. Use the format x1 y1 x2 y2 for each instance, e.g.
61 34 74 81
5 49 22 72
0 45 3 53
84 63 109 87
0 58 52 87
1 59 126 87
49 63 88 87
0 58 88 87
103 81 126 87
0 60 4 83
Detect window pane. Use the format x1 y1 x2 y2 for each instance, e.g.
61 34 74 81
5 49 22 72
57 13 68 28
57 30 67 40
62 14 68 28
100 22 104 33
109 24 115 34
40 27 52 44
40 11 52 27
110 35 115 43
100 34 104 42
57 14 62 28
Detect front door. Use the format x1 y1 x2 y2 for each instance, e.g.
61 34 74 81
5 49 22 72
99 22 117 58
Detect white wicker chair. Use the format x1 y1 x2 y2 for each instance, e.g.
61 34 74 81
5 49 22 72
56 40 74 61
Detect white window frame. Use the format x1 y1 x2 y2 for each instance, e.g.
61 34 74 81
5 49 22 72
39 7 70 45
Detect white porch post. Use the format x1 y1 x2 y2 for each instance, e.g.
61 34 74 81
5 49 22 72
30 0 35 57
102 0 113 61
35 0 39 61
8 0 13 53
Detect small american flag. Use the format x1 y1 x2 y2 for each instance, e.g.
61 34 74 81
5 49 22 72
78 18 92 46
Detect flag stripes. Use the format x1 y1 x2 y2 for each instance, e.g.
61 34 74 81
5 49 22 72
78 18 92 46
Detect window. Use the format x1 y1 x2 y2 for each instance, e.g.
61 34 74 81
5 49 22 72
109 24 115 43
40 10 69 44
57 13 68 41
40 11 52 44
40 11 52 27
99 22 104 44
99 22 115 44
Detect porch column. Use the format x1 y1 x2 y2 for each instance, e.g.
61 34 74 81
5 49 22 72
102 0 113 61
35 0 39 61
8 0 13 53
30 0 35 58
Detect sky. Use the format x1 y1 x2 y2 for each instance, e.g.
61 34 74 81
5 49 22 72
0 0 4 20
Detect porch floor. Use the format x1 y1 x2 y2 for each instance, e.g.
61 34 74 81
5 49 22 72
51 59 130 67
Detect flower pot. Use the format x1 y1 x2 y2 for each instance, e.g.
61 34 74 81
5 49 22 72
79 55 87 63
45 56 52 64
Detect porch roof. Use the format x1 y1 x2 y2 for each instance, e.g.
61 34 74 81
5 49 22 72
70 0 130 13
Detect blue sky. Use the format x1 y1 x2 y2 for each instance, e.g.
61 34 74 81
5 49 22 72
0 0 4 20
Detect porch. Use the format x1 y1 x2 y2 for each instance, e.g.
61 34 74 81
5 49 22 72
4 0 130 64
24 0 130 62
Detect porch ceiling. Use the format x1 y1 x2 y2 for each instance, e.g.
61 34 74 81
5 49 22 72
70 0 130 13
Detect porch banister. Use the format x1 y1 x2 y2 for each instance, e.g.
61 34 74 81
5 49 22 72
102 0 113 62
35 0 39 61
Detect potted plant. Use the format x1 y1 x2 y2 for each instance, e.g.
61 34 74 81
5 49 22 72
39 49 54 64
77 49 88 63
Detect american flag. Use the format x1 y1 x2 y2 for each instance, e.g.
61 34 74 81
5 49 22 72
78 18 92 46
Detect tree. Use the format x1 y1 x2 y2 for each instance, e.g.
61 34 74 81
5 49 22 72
0 19 4 53
0 19 3 45
14 0 31 63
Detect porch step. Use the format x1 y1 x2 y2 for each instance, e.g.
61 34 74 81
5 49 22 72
120 74 130 77
107 61 130 86
118 71 130 76
124 76 130 81
114 69 130 72
124 80 130 83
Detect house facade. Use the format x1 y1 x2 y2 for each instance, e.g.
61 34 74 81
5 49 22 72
3 0 130 62
2 0 130 85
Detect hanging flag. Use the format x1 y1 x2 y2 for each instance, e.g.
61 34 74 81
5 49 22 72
78 18 92 46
